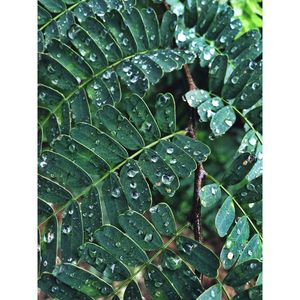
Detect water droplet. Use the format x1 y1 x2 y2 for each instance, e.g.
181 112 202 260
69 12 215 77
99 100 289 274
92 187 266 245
44 231 55 243
68 144 76 153
225 119 233 126
115 242 121 247
212 99 220 107
250 263 256 269
231 76 239 84
62 225 72 234
161 174 175 185
164 256 182 270
227 252 234 260
170 158 177 164
177 31 187 42
248 250 253 256
127 169 138 178
130 182 137 189
226 240 233 248
131 191 140 200
111 187 121 198
166 147 174 154
144 233 153 242
151 156 159 163
211 187 217 195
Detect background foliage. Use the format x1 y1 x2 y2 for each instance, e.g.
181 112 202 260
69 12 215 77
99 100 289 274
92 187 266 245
38 0 263 299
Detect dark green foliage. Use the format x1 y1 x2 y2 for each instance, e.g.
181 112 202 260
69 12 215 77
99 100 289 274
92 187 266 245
38 0 263 299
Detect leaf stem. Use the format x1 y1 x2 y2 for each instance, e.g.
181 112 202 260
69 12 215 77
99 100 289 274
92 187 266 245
206 174 263 241
38 130 186 228
38 0 87 31
182 64 205 283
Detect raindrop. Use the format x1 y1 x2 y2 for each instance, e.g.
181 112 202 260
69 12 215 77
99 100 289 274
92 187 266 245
231 76 239 84
250 263 256 269
151 156 159 163
225 119 233 126
127 169 138 178
89 53 97 62
227 252 234 260
130 182 137 189
111 187 121 198
161 174 174 185
144 233 153 242
177 32 187 42
166 148 174 154
68 144 76 153
131 191 140 200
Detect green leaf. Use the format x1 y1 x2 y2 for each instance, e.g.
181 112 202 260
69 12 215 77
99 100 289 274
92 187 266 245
38 5 51 26
145 264 181 300
209 55 228 94
197 97 224 123
155 140 197 178
61 201 83 263
124 281 143 300
139 149 180 197
53 264 113 297
215 196 235 237
122 8 149 52
38 273 93 300
39 0 66 13
155 93 176 134
97 105 145 150
176 236 220 278
220 216 250 270
52 135 110 179
223 153 256 186
121 94 161 143
172 135 211 162
234 176 262 204
120 159 152 213
161 249 203 299
200 184 222 208
196 284 222 300
118 210 163 251
184 0 197 28
140 7 160 49
103 10 137 56
80 187 102 242
94 225 148 267
70 123 128 167
38 151 92 196
78 242 131 281
38 198 54 225
160 11 177 48
40 215 57 273
38 175 73 205
222 59 255 100
150 203 176 236
224 259 262 287
233 285 262 300
210 106 236 136
184 89 210 108
102 173 129 227
237 234 262 264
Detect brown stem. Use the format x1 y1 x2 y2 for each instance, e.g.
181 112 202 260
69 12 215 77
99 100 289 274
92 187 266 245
163 1 206 282
163 0 170 10
183 64 206 281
